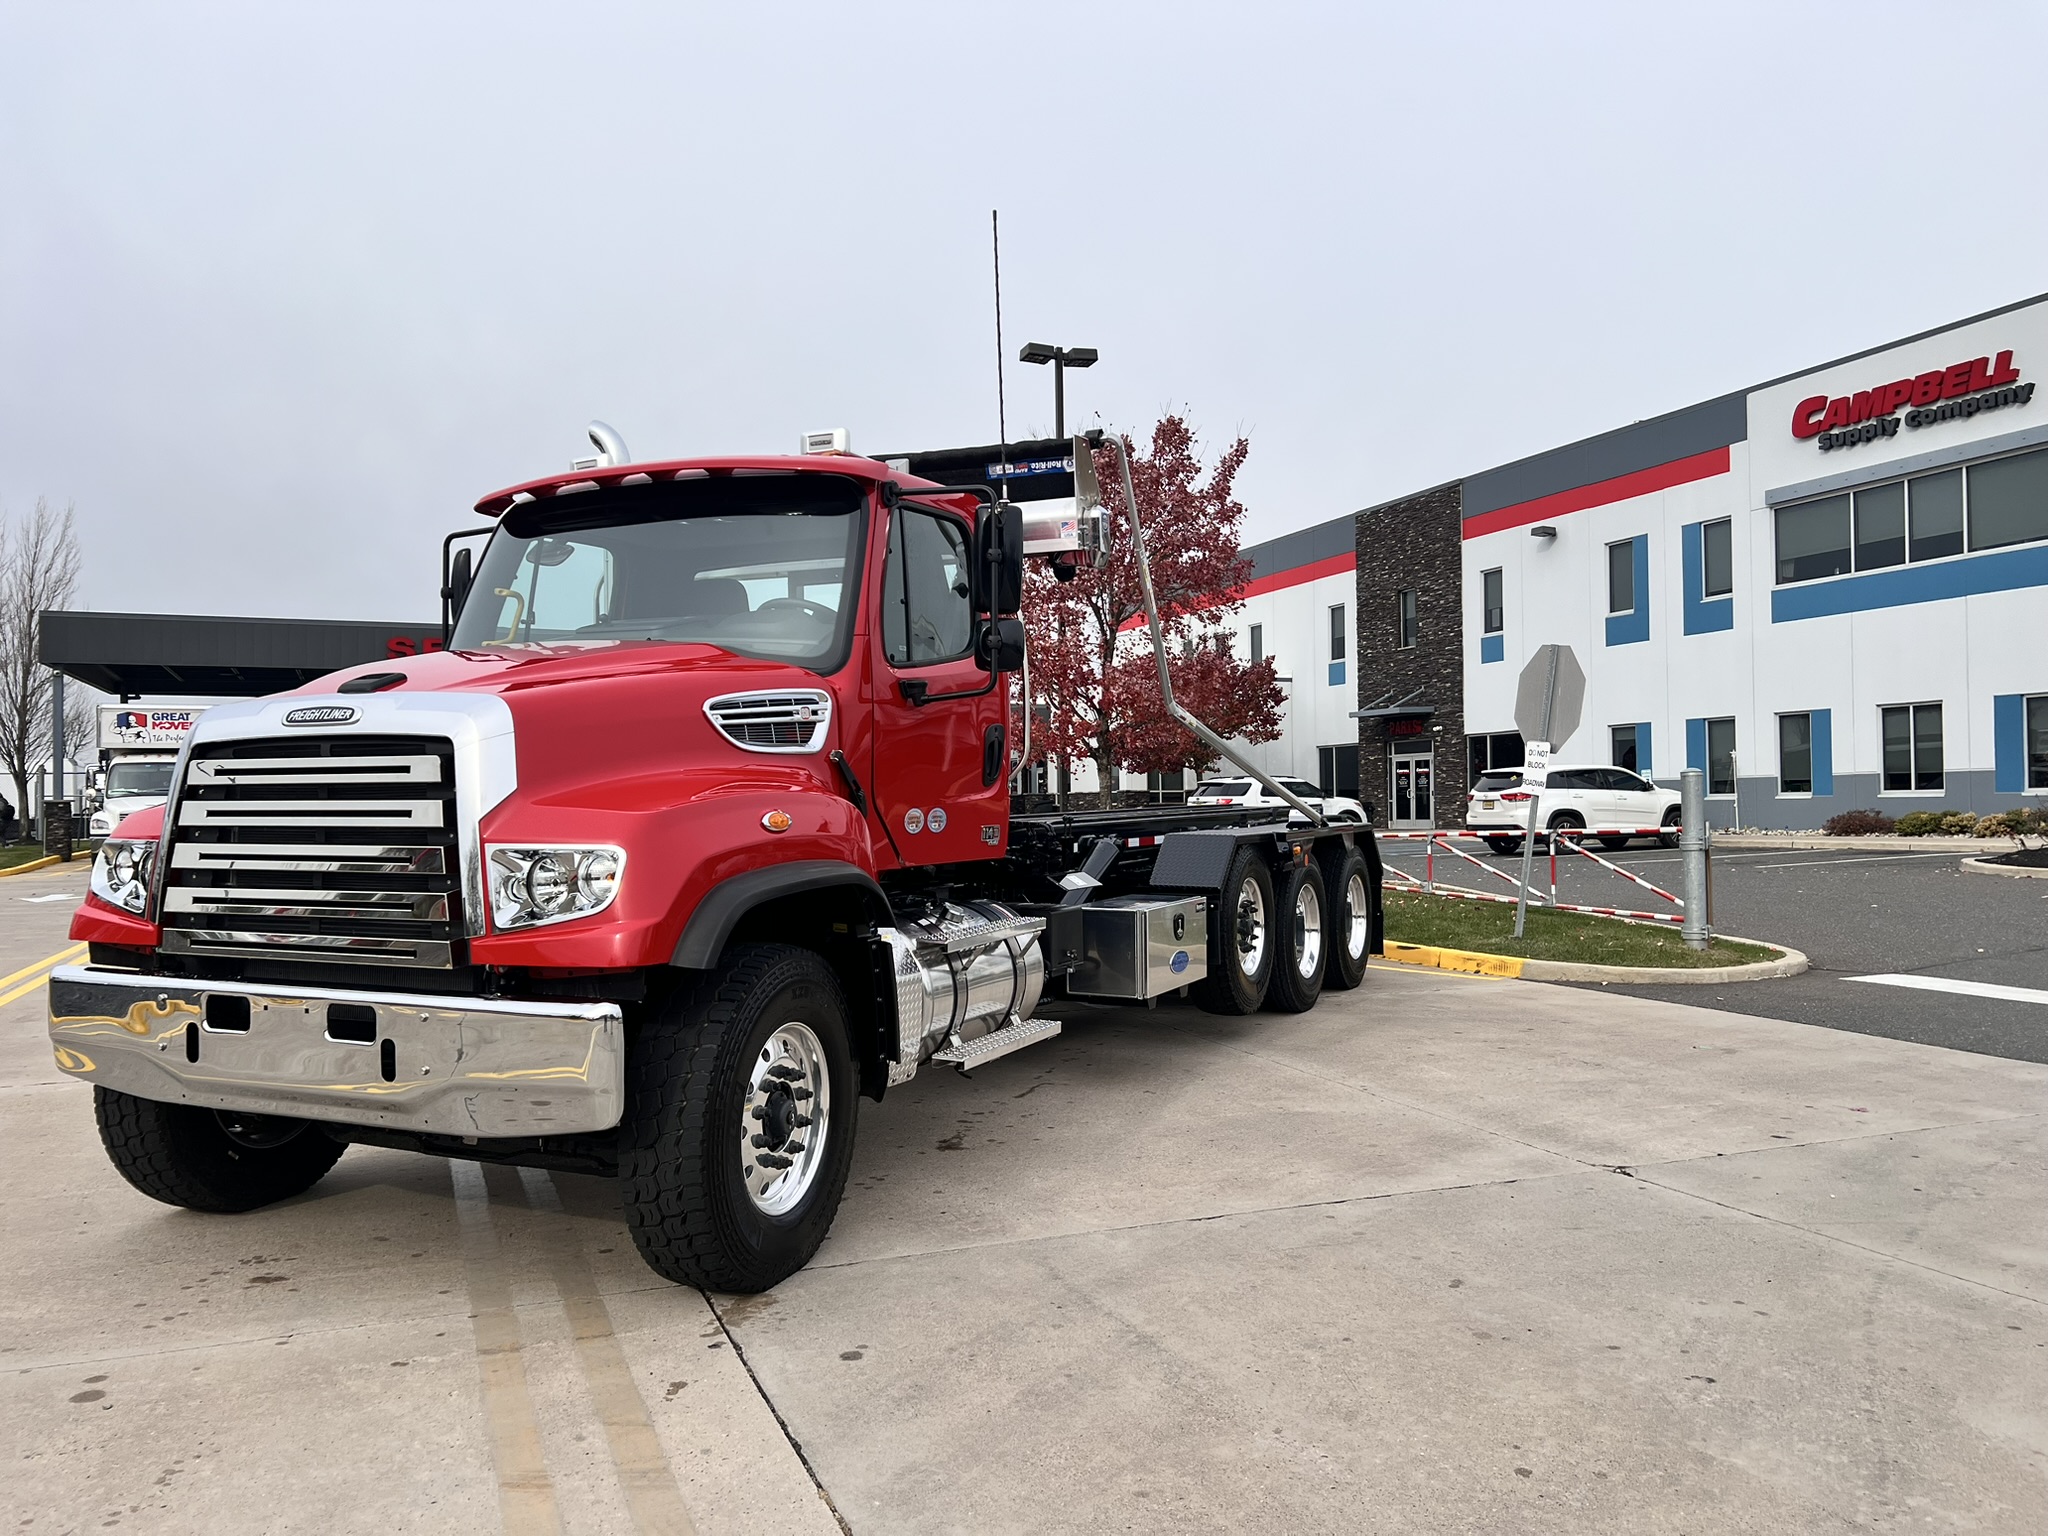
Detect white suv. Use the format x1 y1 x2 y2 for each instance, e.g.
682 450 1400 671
1466 765 1681 853
1186 776 1369 824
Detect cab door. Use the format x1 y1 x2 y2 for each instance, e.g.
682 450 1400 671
867 500 1007 865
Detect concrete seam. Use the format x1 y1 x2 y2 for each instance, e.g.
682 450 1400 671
704 1297 854 1535
1625 1167 2048 1311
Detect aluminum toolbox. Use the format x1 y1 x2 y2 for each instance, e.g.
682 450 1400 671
1066 894 1208 1000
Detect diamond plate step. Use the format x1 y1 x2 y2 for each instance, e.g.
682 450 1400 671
930 1016 1061 1072
932 914 1045 955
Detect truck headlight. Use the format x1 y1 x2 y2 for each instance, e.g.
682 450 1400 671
91 837 157 915
487 845 626 931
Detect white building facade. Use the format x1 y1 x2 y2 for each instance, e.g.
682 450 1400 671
1455 293 2048 827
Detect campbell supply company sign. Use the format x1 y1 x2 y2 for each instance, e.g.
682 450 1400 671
1792 349 2033 452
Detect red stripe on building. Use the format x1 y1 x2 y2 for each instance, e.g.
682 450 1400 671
1235 550 1356 600
1461 446 1731 539
1115 550 1358 632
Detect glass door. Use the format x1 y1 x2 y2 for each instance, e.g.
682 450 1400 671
1389 750 1434 828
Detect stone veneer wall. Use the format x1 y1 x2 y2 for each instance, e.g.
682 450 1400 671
1355 481 1467 827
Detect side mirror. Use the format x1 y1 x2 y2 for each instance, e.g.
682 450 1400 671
1068 435 1109 569
442 545 475 640
976 616 1026 674
974 501 1024 615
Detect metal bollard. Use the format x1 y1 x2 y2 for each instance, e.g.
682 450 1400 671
1680 768 1711 950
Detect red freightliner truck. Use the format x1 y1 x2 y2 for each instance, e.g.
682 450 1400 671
50 430 1384 1292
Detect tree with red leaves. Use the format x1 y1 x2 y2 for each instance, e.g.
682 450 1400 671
1017 415 1284 807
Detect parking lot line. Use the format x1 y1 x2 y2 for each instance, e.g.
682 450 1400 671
1847 974 2048 1007
0 942 88 1009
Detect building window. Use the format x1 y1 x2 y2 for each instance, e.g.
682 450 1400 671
1394 592 1416 650
1777 446 2048 584
2029 696 2048 790
1610 724 1639 774
1778 712 1812 795
1606 540 1636 613
1330 604 1347 661
1481 568 1503 633
1909 469 1964 561
1249 623 1263 663
1968 444 2048 551
1881 702 1944 791
1467 731 1525 785
1775 495 1851 583
1706 718 1736 797
1853 483 1905 570
1702 519 1733 597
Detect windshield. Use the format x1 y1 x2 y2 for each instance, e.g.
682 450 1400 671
106 761 175 798
450 475 867 669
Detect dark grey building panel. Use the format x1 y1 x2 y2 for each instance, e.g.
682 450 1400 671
39 610 441 698
1241 514 1355 582
1462 393 1747 519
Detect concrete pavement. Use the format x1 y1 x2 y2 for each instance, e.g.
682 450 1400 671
3 869 2044 1533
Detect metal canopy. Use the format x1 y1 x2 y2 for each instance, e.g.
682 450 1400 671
1352 688 1435 721
38 610 442 699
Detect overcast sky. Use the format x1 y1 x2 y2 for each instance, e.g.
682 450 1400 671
4 2 2046 623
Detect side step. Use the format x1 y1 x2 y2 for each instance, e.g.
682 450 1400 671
931 1016 1061 1072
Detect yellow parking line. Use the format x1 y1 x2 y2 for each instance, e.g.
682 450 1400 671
0 942 87 993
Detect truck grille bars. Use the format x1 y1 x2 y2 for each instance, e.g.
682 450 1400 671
158 735 463 969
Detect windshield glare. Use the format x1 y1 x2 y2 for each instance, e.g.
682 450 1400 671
106 761 174 798
450 477 866 667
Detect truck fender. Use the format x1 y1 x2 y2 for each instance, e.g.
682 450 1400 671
669 860 891 970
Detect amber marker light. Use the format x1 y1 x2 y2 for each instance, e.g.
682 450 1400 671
761 810 793 833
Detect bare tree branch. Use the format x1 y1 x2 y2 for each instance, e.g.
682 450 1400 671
0 498 83 828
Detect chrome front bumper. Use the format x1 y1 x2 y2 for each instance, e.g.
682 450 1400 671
47 967 624 1139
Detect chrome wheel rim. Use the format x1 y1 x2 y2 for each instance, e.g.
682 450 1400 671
1234 875 1268 975
1293 880 1323 980
1344 872 1369 959
741 1022 829 1216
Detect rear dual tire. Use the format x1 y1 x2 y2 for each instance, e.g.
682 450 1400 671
1193 847 1276 1015
1321 847 1371 992
1265 861 1327 1013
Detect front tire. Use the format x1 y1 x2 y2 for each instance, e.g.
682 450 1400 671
1659 807 1682 849
1322 848 1371 991
93 1088 344 1213
620 944 858 1293
1193 846 1276 1016
1266 861 1327 1013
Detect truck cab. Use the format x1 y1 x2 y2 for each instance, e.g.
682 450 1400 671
52 440 1381 1292
87 754 180 838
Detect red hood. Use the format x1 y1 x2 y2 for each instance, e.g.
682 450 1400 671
293 640 807 699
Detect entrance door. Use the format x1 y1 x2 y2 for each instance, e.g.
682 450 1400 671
1389 750 1433 828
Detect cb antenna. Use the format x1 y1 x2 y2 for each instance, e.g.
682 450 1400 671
992 209 1009 484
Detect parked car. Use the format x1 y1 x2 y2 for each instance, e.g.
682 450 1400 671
1186 776 1369 824
1466 765 1681 852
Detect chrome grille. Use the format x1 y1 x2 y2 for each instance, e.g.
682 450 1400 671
703 690 832 754
159 736 462 969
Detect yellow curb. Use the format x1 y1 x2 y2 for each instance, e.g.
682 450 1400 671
1382 941 1525 979
0 855 63 878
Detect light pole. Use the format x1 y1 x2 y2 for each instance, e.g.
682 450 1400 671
1017 342 1098 438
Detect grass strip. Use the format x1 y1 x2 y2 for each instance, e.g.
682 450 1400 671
1383 890 1778 969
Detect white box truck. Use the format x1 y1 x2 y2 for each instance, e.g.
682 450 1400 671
90 706 207 837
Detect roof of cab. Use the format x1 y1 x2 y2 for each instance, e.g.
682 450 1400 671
471 455 954 517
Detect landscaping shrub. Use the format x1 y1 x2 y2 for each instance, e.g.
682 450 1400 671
1823 809 1896 836
1973 812 2019 838
1938 811 1980 834
1893 811 1944 836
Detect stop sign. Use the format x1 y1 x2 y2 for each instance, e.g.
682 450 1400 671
1512 644 1585 749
